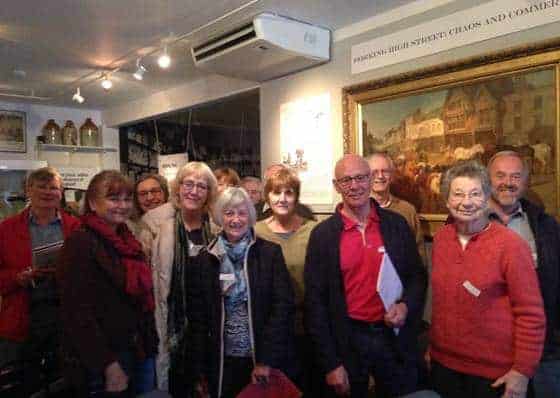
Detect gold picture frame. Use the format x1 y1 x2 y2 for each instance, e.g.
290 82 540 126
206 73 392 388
343 39 560 230
0 110 26 152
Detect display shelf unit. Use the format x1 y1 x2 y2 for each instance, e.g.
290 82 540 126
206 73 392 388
37 143 117 153
120 122 160 181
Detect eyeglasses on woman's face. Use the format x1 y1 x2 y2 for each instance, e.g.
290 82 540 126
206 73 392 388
181 180 209 192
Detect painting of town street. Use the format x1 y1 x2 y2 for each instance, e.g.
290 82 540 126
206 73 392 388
361 68 557 215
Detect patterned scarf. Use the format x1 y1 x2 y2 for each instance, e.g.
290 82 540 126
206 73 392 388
81 213 154 312
217 230 252 301
168 212 213 351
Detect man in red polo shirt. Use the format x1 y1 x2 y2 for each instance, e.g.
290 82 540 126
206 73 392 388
304 154 426 397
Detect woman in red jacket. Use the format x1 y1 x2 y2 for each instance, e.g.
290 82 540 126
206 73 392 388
429 161 545 398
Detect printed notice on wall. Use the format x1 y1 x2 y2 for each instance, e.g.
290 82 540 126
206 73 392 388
58 167 99 190
158 153 188 182
280 93 333 205
351 0 560 74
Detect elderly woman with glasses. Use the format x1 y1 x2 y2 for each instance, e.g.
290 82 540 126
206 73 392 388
127 174 170 256
429 161 545 398
142 162 218 394
189 187 296 398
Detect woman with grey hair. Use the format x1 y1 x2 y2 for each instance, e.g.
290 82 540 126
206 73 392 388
142 161 218 394
429 161 545 398
189 187 296 398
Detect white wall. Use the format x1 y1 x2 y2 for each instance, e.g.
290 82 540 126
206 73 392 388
103 74 258 127
260 2 560 207
98 0 560 210
0 101 119 170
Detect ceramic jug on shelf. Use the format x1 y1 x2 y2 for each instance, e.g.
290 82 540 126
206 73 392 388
41 119 62 145
61 120 78 146
79 118 99 147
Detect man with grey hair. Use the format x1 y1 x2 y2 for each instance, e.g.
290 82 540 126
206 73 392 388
240 176 265 219
305 154 426 397
367 152 426 262
487 150 560 397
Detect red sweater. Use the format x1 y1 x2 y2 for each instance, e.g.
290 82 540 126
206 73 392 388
430 222 545 379
0 208 80 341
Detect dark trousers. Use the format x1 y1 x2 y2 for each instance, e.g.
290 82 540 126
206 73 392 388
345 320 418 398
221 356 253 398
295 334 329 398
431 361 504 398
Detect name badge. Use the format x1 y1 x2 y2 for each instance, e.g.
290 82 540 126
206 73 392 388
462 280 481 297
220 273 235 281
378 246 385 253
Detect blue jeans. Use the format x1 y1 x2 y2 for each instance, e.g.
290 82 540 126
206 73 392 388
88 352 156 396
532 360 560 398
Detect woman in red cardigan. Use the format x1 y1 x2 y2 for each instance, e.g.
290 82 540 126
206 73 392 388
429 161 545 398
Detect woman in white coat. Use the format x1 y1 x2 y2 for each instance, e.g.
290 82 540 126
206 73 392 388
142 161 218 394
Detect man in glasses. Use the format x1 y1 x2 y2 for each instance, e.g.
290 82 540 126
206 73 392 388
304 154 426 397
367 152 426 262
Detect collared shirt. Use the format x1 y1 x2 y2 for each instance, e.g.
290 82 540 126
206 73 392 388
28 210 64 250
338 203 385 322
489 204 538 266
28 210 64 307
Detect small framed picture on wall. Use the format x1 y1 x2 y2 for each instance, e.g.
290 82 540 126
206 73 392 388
0 110 26 152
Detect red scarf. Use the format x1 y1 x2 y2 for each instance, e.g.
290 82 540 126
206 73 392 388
81 213 155 312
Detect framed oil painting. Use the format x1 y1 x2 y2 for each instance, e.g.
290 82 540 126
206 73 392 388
343 40 560 225
0 110 26 152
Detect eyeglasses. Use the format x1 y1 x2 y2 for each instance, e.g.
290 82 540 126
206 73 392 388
137 188 163 198
334 173 370 189
449 190 485 202
181 180 209 192
371 169 392 177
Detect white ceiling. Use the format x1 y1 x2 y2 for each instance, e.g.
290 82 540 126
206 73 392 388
0 0 414 110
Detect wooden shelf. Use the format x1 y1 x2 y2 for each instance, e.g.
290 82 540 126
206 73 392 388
37 144 117 153
127 139 158 152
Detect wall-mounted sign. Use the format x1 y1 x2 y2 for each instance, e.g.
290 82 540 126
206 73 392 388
158 153 189 182
352 0 560 74
58 167 99 190
280 93 333 205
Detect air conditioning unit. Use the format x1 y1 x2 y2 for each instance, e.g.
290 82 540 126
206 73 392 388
192 13 330 82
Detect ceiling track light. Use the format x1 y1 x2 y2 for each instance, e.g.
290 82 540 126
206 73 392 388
133 59 147 80
72 87 84 103
101 73 113 90
158 45 171 69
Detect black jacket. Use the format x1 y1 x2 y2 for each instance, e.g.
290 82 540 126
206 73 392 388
304 201 427 375
520 199 560 360
188 235 296 397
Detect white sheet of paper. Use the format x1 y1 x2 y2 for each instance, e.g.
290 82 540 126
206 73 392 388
376 252 403 311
